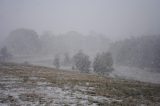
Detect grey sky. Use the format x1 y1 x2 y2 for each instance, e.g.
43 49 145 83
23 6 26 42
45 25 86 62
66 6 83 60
0 0 160 41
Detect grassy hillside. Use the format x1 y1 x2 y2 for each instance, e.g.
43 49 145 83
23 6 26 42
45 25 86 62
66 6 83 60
0 63 160 106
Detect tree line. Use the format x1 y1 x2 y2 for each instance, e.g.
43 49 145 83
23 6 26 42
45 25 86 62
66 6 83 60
3 28 109 56
0 46 114 74
53 50 114 74
110 35 160 70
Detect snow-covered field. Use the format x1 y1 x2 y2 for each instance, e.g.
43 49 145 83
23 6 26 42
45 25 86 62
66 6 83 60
0 75 121 106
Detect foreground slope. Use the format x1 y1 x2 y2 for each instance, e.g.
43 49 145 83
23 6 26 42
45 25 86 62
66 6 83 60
0 63 160 106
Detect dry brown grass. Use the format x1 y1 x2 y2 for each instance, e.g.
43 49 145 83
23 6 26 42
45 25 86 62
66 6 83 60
0 63 160 105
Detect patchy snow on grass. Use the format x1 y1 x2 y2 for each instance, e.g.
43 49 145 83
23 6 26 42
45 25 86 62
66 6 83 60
0 75 122 106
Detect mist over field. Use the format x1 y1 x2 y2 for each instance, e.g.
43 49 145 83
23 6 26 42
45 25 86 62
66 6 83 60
0 0 160 105
0 0 160 84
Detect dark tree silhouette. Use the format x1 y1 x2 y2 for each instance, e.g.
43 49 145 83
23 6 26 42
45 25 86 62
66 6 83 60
0 46 12 62
5 28 41 55
93 52 114 74
73 50 91 73
53 55 60 69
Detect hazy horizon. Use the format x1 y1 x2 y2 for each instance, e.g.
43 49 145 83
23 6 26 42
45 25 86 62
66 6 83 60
0 0 160 41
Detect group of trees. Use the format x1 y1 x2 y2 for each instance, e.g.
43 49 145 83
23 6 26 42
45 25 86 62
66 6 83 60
3 28 114 74
4 29 110 57
4 28 41 56
53 50 114 74
110 35 160 69
73 51 114 74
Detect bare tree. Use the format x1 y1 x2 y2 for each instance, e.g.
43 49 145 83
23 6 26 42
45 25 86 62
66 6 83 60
53 55 60 69
0 46 12 62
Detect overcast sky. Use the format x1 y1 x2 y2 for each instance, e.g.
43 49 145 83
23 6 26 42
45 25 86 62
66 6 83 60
0 0 160 41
